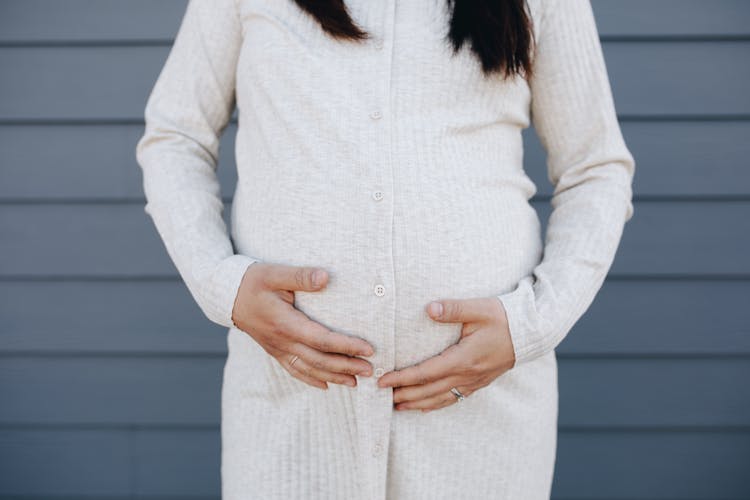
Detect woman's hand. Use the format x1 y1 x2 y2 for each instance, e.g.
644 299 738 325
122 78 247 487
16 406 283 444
377 297 516 412
231 262 375 390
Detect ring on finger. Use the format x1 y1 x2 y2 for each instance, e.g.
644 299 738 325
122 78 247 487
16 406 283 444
289 354 300 368
450 387 466 402
397 390 461 412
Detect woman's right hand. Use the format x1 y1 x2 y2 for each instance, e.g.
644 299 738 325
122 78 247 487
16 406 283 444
230 262 374 390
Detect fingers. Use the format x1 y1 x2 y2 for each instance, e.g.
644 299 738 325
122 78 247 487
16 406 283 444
284 307 374 357
263 264 329 292
271 342 373 390
392 376 460 405
290 342 373 380
395 387 472 412
236 262 378 390
377 343 462 388
426 297 492 324
284 354 329 390
265 346 328 390
288 356 357 388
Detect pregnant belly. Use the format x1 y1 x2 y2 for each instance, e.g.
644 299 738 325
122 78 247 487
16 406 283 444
232 187 543 370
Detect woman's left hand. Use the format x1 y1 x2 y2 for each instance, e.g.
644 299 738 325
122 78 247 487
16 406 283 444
377 297 516 412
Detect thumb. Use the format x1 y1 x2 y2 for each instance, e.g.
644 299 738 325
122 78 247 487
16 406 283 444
426 298 483 323
264 264 329 292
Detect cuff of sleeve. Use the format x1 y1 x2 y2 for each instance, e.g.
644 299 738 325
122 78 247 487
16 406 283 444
495 275 548 369
201 253 260 329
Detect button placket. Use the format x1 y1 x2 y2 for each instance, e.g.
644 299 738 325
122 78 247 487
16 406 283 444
357 4 397 499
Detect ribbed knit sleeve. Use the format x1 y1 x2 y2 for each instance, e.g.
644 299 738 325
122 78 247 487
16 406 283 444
135 0 259 329
496 0 636 368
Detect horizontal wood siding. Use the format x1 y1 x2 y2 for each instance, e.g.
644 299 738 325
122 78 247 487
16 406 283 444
0 1 748 498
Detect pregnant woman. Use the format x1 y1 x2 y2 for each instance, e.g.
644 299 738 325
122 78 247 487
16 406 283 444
135 0 635 498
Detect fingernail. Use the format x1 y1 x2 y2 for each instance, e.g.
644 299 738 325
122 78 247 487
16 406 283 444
345 379 356 387
360 368 372 377
312 270 324 287
428 302 443 317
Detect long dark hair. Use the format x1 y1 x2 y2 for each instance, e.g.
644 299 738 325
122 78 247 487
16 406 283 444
291 0 535 80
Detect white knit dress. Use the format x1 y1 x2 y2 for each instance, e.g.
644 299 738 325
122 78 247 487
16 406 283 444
135 0 635 498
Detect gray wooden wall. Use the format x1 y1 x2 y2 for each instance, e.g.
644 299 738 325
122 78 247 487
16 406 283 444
1 0 749 498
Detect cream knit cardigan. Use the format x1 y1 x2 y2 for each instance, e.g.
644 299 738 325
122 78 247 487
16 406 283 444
135 0 635 498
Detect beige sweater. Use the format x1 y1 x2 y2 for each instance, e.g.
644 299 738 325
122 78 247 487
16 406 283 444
135 0 635 498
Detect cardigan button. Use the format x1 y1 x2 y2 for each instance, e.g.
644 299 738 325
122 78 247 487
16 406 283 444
372 190 384 201
374 284 385 296
372 442 384 457
374 367 385 378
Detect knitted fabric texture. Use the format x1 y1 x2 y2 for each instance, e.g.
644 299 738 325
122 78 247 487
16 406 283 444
135 0 635 498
